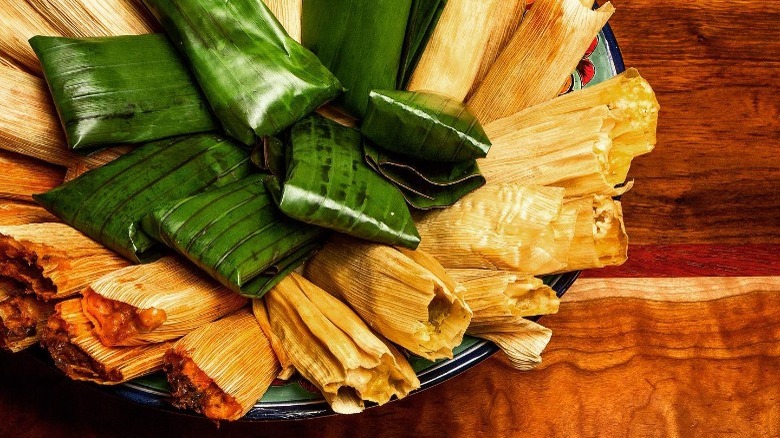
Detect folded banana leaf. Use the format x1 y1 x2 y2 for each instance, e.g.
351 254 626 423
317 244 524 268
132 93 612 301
142 175 326 298
144 0 342 146
398 0 448 89
267 114 420 249
30 34 217 151
302 0 413 117
361 90 491 162
251 136 286 178
34 135 252 262
364 141 485 210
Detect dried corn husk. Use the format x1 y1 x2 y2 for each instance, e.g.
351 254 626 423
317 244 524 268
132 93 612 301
81 258 247 347
266 273 420 414
0 0 59 74
467 0 615 122
305 237 471 361
41 299 172 384
0 150 64 202
252 299 295 380
0 291 54 352
27 0 157 37
0 54 23 71
468 317 552 371
0 223 130 300
0 199 59 226
164 310 279 421
262 0 302 42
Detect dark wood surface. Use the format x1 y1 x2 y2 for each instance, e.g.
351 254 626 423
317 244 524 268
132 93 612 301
2 0 779 436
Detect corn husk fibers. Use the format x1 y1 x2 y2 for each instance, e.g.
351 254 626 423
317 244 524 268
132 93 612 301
252 298 295 380
0 0 59 74
262 0 302 42
26 0 157 37
305 236 472 361
0 199 59 226
265 273 420 414
0 150 64 202
469 317 552 371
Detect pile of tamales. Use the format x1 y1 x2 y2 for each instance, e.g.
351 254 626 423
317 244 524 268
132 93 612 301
0 0 658 422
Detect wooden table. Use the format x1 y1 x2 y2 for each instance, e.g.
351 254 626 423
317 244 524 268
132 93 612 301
1 0 778 436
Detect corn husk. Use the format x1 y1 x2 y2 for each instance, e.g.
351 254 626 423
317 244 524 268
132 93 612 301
27 0 157 37
0 150 64 202
467 0 615 123
41 299 172 384
252 299 295 380
81 257 247 347
0 199 59 226
0 223 130 300
0 0 59 74
164 310 279 421
0 291 54 352
266 273 420 414
305 236 472 361
0 54 23 71
262 0 302 42
468 317 552 371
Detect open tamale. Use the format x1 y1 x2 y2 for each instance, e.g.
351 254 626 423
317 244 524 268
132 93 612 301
0 0 59 74
252 299 295 380
164 310 279 421
41 298 172 384
261 0 302 42
34 134 252 262
0 150 64 202
145 0 342 146
468 317 552 371
0 200 58 226
0 284 54 352
305 236 472 361
31 35 217 150
26 0 157 37
266 273 420 414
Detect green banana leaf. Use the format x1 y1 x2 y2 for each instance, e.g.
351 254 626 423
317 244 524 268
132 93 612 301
143 0 342 146
302 0 413 117
142 175 326 298
33 134 252 262
267 114 420 249
398 0 448 89
250 136 286 178
364 141 485 210
29 34 217 151
361 90 492 163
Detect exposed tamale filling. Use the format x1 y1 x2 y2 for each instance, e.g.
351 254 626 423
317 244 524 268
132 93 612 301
0 239 58 298
164 351 243 421
0 295 51 345
81 288 167 346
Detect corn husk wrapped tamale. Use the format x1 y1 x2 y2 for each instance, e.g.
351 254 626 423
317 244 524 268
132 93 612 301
397 0 447 89
0 223 130 300
261 0 302 42
305 236 472 360
468 317 552 371
252 299 295 380
41 299 172 384
27 0 157 37
0 282 54 352
81 258 247 347
0 54 22 71
34 135 252 262
30 35 217 150
164 310 279 421
0 0 59 74
0 200 59 226
467 0 615 123
0 150 64 202
266 273 420 414
145 0 342 146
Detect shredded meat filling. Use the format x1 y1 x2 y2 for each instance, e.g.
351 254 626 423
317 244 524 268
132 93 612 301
164 351 243 421
0 239 58 298
82 289 167 346
0 296 52 344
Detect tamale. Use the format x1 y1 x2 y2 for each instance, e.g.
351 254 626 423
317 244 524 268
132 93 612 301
27 0 157 37
164 310 279 421
0 289 54 352
467 0 615 122
143 175 326 297
41 299 172 384
397 0 447 89
34 135 252 262
468 317 552 371
305 236 472 361
261 0 302 42
145 0 342 146
266 273 420 414
0 150 64 202
0 0 59 74
0 223 129 300
268 115 419 249
302 0 412 117
30 35 217 150
0 200 58 226
252 299 295 380
81 258 247 347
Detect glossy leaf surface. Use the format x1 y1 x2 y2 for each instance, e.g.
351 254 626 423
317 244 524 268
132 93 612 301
398 0 447 89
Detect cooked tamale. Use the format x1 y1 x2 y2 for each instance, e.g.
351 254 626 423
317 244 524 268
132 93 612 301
305 236 471 360
143 175 325 297
252 299 295 380
81 258 247 347
0 150 63 202
30 35 217 150
266 273 420 414
467 317 552 371
0 0 59 74
467 0 615 123
0 223 130 300
27 0 157 37
0 200 59 226
41 299 172 384
261 0 302 42
302 0 412 117
397 0 447 89
34 135 252 262
164 310 279 421
145 0 342 146
0 289 54 352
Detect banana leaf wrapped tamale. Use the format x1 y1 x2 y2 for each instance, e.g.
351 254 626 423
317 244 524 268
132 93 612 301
0 200 59 226
252 299 295 380
30 35 217 150
144 0 342 146
267 115 420 249
143 175 325 298
398 0 447 89
0 278 54 352
266 273 420 414
0 150 64 202
34 134 252 262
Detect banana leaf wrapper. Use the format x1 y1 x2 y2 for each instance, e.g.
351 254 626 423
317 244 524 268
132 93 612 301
250 136 286 178
0 150 64 202
398 0 448 89
361 90 491 162
30 34 217 150
144 0 342 146
363 142 484 210
302 0 412 117
34 134 252 262
268 115 420 249
142 175 326 298
0 282 54 352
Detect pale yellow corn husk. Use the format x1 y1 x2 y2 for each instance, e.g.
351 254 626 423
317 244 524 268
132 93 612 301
0 0 59 74
167 310 279 421
0 199 59 226
262 0 302 42
0 223 130 300
415 184 566 273
467 0 615 122
469 317 552 370
266 273 420 414
0 292 54 352
252 298 295 380
305 237 472 361
0 150 64 202
41 299 172 384
0 54 23 71
27 0 157 37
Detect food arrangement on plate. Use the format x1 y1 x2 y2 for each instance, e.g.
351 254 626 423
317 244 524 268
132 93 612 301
0 0 659 422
